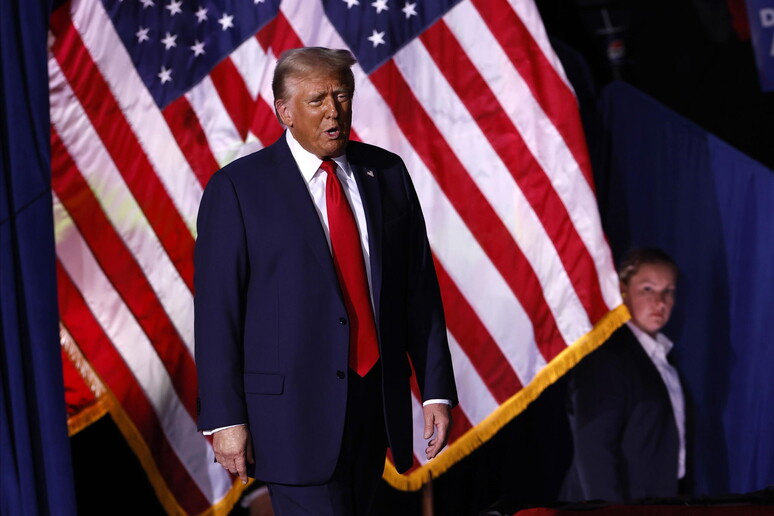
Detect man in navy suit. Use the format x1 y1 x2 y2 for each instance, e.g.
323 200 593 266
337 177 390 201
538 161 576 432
194 47 457 515
560 248 686 502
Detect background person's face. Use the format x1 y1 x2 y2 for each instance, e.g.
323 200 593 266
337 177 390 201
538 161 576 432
276 69 352 159
622 263 677 337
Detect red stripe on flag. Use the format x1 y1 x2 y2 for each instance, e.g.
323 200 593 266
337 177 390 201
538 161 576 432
255 12 305 55
433 256 523 402
448 404 474 444
251 96 284 145
51 129 198 419
162 96 220 188
49 7 195 290
471 0 595 190
369 60 564 361
56 262 211 515
420 21 609 330
209 57 254 142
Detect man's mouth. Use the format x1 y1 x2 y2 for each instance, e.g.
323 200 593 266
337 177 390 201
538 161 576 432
324 127 341 138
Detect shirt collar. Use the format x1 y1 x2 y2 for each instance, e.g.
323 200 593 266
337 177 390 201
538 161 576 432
627 320 674 359
285 130 351 182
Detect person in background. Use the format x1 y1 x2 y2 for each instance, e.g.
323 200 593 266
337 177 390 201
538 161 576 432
560 247 686 502
194 47 457 516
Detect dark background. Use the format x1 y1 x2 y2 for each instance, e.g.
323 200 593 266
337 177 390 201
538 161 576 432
538 0 774 173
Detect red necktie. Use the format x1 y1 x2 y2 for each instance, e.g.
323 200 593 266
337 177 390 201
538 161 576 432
320 159 379 376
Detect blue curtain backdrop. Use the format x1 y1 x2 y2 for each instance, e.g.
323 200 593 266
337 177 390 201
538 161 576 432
0 0 77 514
595 81 774 497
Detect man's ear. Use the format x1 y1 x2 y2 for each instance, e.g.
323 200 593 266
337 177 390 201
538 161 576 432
275 99 292 127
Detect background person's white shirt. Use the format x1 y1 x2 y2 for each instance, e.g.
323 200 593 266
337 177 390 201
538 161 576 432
627 321 686 479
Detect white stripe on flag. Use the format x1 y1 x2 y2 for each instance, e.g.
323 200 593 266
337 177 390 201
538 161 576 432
186 75 246 167
229 35 271 101
505 0 571 89
448 333 500 425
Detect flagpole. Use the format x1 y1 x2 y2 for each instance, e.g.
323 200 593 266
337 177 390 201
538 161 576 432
421 480 434 516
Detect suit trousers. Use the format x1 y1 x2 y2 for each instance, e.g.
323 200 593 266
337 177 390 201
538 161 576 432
267 365 388 516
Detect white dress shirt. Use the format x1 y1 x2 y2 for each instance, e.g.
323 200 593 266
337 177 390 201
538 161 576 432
627 321 686 479
285 131 374 298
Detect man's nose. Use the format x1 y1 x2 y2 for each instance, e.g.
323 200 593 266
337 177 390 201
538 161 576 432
323 96 339 118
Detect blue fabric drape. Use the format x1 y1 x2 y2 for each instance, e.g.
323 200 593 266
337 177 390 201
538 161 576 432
0 0 77 514
596 81 774 496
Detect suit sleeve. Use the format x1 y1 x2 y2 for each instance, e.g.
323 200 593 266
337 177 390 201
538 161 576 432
194 171 249 431
400 163 458 406
566 348 628 501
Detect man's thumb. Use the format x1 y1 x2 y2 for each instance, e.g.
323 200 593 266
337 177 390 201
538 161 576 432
424 416 434 439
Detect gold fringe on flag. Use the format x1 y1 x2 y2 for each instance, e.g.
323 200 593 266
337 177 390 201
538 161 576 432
382 304 630 491
61 325 109 436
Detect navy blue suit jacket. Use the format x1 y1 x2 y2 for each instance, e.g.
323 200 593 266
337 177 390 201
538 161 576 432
194 135 458 485
560 325 679 502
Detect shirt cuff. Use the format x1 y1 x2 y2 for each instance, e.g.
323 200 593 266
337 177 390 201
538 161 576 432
423 399 451 407
201 423 245 436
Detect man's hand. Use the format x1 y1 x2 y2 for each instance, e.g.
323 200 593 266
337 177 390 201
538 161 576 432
213 425 254 484
422 403 452 460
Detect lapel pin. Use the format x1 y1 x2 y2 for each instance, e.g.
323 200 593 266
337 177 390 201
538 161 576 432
366 170 375 177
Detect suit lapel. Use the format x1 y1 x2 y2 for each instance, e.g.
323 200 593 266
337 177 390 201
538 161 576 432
266 137 341 291
349 152 383 327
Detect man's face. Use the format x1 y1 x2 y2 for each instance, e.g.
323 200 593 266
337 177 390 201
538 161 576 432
622 263 677 338
275 69 353 159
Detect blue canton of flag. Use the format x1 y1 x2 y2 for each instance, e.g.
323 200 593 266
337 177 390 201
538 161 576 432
102 0 280 107
323 0 463 73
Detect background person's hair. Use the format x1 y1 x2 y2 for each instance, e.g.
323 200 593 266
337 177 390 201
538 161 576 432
618 247 679 285
272 47 357 107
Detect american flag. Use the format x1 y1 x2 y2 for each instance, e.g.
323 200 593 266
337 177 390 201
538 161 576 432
50 0 625 512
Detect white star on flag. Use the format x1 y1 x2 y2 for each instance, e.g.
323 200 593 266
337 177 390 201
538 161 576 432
135 27 149 43
367 29 385 47
342 0 359 7
218 13 234 30
194 6 207 22
157 66 172 83
140 0 154 8
165 0 182 16
402 2 417 19
372 0 388 14
190 40 205 56
161 32 178 50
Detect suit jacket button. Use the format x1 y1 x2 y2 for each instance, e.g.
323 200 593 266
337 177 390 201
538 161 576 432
336 370 346 379
338 317 347 325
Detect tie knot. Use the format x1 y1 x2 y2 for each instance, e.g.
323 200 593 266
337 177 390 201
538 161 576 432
320 159 337 176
